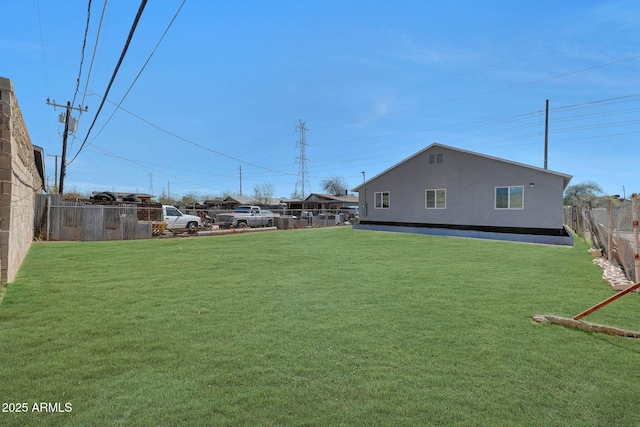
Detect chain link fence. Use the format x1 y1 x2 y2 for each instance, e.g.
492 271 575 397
564 196 640 283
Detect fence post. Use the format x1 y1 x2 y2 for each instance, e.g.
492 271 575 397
608 200 613 262
633 194 639 284
46 195 51 242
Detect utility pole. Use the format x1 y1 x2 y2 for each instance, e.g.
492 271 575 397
46 154 60 192
544 99 549 170
295 120 310 199
46 99 87 194
239 165 243 196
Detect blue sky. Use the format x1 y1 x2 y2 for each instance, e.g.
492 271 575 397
3 1 640 200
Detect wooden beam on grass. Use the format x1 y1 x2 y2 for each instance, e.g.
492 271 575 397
532 315 640 338
572 282 640 320
532 282 640 338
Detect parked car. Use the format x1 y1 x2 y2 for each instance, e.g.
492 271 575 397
340 206 359 219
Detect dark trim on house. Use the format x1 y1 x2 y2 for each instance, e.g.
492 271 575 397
358 220 571 237
354 221 574 246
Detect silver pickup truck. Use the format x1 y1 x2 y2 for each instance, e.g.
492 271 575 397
216 206 274 228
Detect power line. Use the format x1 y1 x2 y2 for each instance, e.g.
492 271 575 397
82 0 187 147
311 55 640 131
35 0 50 97
308 93 640 158
70 0 148 163
66 1 299 181
306 90 640 169
551 93 640 112
80 0 110 110
85 144 232 192
307 13 640 129
78 90 299 176
71 0 92 110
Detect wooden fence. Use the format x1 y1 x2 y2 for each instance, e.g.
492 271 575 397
33 196 354 242
34 195 157 241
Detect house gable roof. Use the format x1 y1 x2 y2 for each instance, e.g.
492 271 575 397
224 195 258 205
305 193 359 203
352 143 572 192
222 195 287 207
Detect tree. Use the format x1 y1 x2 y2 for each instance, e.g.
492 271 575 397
158 187 178 205
181 192 204 207
253 182 276 206
219 190 233 199
61 186 88 200
563 181 604 207
321 175 348 196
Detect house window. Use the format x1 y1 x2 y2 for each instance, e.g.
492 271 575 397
425 189 446 209
374 191 390 209
429 153 443 164
495 186 524 209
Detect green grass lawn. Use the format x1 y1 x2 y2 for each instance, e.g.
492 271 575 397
1 227 640 426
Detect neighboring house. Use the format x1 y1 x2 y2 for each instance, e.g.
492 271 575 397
203 198 226 210
221 195 258 210
304 193 359 212
279 198 303 213
220 195 285 210
352 143 573 245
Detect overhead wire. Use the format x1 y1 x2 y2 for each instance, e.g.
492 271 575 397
303 14 640 128
551 93 640 112
309 93 639 153
68 0 298 180
70 4 639 185
60 0 300 186
85 0 187 145
308 91 639 169
60 5 640 194
71 0 92 111
310 54 640 131
80 0 109 111
79 88 299 177
69 0 148 164
35 0 50 97
85 88 638 187
85 144 235 192
68 0 109 154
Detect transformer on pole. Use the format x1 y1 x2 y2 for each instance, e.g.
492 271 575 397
46 99 88 195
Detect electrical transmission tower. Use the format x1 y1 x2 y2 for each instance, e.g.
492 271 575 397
295 120 310 199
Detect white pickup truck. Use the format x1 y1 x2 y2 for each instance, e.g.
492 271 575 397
216 206 274 228
163 205 202 230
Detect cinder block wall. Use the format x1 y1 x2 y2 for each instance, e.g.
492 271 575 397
0 77 43 283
